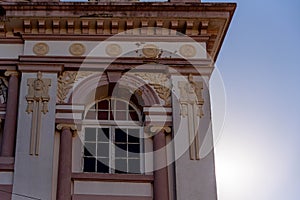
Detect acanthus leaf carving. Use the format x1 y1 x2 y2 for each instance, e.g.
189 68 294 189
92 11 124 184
57 71 94 103
135 73 171 106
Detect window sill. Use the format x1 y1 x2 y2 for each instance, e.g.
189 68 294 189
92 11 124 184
72 172 154 183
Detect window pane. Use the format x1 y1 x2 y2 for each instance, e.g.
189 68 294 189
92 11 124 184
115 144 127 157
115 159 127 173
128 129 140 143
98 111 108 120
98 100 109 110
109 111 114 120
128 144 140 154
85 128 96 141
85 111 96 119
84 157 96 172
97 143 109 157
98 128 109 142
116 100 127 110
84 142 96 156
129 105 135 111
115 129 127 143
129 111 139 121
128 159 140 174
97 158 109 173
115 111 126 120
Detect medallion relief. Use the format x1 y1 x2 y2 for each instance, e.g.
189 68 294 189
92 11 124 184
105 43 122 57
69 43 86 56
142 44 160 58
33 42 49 56
179 44 197 58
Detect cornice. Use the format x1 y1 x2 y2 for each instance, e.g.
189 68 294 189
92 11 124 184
0 3 236 61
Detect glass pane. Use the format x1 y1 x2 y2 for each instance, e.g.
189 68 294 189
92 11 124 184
115 111 126 120
128 159 140 174
98 111 108 120
129 111 139 121
85 111 96 119
85 128 96 141
128 129 140 143
115 144 127 157
97 158 109 173
97 143 109 157
90 104 96 109
115 129 127 143
98 100 109 110
115 159 127 173
84 142 96 156
116 100 127 110
98 128 109 142
109 111 114 120
128 144 140 154
129 105 135 111
84 157 96 172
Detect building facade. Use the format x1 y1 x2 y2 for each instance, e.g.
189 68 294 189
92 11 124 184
0 1 235 200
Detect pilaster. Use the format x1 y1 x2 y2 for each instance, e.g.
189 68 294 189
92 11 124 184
12 71 58 200
1 70 19 157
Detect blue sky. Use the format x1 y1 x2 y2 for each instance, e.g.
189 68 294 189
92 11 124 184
202 0 300 200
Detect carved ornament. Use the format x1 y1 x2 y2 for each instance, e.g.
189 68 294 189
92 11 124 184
57 71 94 103
142 44 160 58
105 44 122 57
26 72 51 156
56 124 78 136
178 74 204 160
135 73 171 106
0 76 8 104
179 44 197 58
144 126 172 137
33 42 49 56
69 43 86 56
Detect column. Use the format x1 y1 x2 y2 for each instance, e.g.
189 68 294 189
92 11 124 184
56 124 76 200
152 126 171 200
1 71 19 157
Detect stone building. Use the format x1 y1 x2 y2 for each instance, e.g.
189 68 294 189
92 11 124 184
0 0 235 200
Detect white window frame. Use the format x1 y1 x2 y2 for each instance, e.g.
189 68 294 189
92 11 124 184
81 98 144 174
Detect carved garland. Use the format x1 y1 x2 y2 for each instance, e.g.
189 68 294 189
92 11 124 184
135 73 171 106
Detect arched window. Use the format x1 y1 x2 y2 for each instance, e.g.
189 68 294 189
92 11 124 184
82 98 143 174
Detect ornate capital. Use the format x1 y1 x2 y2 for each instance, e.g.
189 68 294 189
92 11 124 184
178 74 204 117
145 126 171 137
56 123 77 131
4 70 19 77
56 123 78 137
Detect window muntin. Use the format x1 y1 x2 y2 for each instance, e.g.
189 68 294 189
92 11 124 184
83 98 143 174
85 98 140 122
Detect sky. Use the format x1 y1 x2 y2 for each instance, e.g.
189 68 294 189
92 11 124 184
50 0 300 199
202 0 300 200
